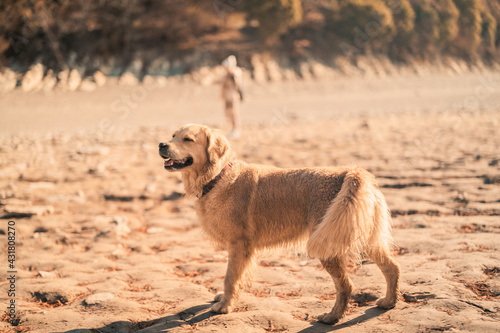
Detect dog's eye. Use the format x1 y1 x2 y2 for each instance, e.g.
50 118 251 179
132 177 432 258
183 137 194 142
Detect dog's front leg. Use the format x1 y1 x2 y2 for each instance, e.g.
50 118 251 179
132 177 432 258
211 241 254 314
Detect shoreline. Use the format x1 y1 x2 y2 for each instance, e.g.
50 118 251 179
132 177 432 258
1 70 500 137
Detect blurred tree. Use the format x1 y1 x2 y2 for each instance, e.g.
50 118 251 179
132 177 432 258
452 0 483 59
411 0 440 55
243 0 303 43
480 10 497 52
329 0 396 53
432 0 460 51
0 0 225 70
484 0 500 48
409 0 460 58
384 0 415 58
1 0 500 70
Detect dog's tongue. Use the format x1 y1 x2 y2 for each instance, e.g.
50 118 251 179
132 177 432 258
164 159 174 167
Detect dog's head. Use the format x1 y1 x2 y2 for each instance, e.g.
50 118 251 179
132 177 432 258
159 124 234 175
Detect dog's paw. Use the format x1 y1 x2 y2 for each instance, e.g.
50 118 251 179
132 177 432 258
376 297 397 309
213 291 224 302
210 301 232 314
317 312 341 325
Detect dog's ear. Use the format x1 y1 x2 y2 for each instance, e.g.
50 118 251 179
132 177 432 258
204 128 231 167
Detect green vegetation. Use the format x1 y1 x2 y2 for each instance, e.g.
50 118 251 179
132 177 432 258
243 0 302 42
328 0 396 53
485 0 500 48
385 0 415 56
1 0 499 70
434 0 460 51
412 0 441 53
408 0 460 56
453 0 483 59
481 10 497 51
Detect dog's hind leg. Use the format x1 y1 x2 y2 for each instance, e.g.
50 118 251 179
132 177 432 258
318 257 354 325
367 246 400 309
211 241 254 314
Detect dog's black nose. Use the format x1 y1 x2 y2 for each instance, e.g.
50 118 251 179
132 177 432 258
159 142 168 149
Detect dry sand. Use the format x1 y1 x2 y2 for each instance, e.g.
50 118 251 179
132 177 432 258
0 71 499 332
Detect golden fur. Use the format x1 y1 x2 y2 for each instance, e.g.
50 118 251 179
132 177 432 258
158 124 400 325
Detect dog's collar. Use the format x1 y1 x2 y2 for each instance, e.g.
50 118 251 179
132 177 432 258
200 162 234 198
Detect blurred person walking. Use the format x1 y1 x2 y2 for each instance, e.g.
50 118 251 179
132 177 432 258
220 55 244 139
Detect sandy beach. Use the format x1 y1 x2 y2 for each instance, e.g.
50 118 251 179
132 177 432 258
1 71 500 332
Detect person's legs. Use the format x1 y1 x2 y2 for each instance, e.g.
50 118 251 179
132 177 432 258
225 99 240 138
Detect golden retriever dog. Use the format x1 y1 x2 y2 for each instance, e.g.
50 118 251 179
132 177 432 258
158 124 400 325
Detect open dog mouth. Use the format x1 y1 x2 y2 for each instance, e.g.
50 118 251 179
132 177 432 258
162 156 193 170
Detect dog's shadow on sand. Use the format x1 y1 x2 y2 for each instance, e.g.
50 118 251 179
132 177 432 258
63 304 388 333
297 307 390 332
63 303 217 333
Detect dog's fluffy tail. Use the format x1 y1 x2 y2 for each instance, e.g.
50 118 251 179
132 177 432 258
307 167 392 261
